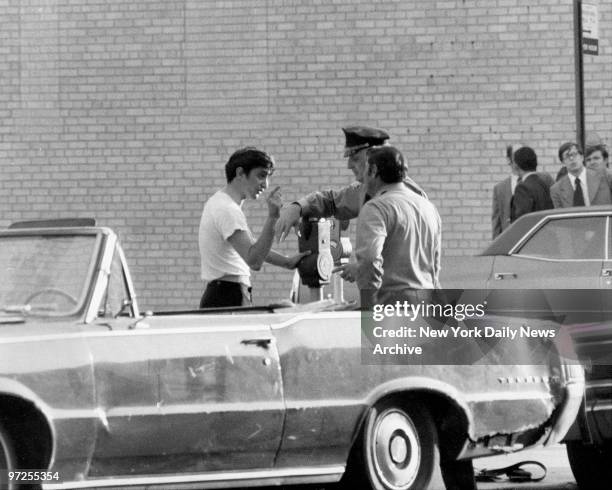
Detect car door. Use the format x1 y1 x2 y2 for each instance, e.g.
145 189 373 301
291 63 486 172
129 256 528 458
146 312 284 474
87 246 284 477
489 215 607 289
601 216 612 316
488 214 608 323
85 246 162 476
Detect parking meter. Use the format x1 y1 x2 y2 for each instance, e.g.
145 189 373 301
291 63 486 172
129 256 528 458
297 218 334 288
296 218 353 303
329 219 352 266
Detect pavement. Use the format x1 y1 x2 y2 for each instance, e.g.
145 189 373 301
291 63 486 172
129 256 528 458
474 444 577 490
280 444 577 490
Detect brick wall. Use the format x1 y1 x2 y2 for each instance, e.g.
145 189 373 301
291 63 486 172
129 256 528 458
1 0 611 309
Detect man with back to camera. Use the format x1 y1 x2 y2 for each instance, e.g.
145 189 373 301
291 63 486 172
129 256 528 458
199 147 308 308
492 144 554 238
510 146 553 222
550 142 612 208
274 125 428 281
352 145 441 308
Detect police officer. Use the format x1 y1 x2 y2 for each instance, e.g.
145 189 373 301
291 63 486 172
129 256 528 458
275 126 428 260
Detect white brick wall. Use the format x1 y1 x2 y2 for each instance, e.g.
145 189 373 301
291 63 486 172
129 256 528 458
1 0 611 308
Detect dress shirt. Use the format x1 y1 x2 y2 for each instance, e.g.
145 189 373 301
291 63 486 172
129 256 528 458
510 174 519 194
568 168 591 206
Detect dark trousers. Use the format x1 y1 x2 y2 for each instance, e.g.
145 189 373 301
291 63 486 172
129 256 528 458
200 280 252 308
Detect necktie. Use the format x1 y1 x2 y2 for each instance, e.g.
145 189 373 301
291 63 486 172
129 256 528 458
573 177 585 206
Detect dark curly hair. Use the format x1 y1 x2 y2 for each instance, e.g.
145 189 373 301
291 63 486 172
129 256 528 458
225 147 274 183
366 146 406 183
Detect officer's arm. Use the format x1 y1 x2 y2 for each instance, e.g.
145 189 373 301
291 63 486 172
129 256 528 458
276 183 363 242
297 183 363 221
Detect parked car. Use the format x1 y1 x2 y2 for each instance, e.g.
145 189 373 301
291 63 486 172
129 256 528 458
440 205 612 290
441 205 612 488
0 219 583 490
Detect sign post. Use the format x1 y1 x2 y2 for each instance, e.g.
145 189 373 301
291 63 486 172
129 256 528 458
575 2 599 151
574 0 585 151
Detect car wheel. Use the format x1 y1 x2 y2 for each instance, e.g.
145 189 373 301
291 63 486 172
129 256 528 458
567 441 612 489
0 424 16 490
358 400 439 490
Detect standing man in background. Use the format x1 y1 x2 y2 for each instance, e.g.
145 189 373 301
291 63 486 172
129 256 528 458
585 144 610 173
510 146 553 222
491 145 520 238
550 142 612 208
492 144 553 238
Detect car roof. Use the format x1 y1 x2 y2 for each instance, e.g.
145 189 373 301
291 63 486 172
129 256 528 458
482 205 612 256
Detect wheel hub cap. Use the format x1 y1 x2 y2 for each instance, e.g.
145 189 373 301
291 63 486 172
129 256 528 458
373 409 421 489
390 434 409 464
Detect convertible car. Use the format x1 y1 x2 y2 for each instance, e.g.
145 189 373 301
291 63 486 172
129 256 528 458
441 205 612 488
0 219 583 490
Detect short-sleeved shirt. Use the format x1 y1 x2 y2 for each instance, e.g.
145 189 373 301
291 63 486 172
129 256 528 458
199 190 251 285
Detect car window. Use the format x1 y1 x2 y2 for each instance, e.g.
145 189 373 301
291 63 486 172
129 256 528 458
516 217 605 260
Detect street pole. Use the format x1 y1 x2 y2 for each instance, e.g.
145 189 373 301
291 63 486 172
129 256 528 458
574 0 585 151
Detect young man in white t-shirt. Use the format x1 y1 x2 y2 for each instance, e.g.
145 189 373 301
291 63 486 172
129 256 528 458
199 147 308 307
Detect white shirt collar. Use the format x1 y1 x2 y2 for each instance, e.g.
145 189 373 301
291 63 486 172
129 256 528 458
568 167 587 186
568 167 590 205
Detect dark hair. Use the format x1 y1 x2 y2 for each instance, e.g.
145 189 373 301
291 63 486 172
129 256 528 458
366 146 406 184
513 146 538 172
225 147 274 183
558 142 582 161
506 144 513 160
586 144 609 160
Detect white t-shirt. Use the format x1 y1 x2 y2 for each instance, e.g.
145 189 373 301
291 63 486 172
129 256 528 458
199 190 251 285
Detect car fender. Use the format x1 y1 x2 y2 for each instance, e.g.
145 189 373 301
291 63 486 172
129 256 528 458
0 377 56 462
361 375 473 434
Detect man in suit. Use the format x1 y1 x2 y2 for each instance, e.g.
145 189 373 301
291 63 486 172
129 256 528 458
493 145 554 237
550 142 612 208
510 146 553 222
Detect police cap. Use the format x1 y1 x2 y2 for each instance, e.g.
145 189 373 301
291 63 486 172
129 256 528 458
342 126 390 157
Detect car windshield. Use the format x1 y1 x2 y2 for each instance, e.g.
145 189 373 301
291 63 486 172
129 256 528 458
0 235 98 317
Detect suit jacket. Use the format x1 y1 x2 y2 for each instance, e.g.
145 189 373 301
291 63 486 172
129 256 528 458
550 168 612 208
493 172 554 237
537 171 555 188
510 173 553 222
491 177 512 238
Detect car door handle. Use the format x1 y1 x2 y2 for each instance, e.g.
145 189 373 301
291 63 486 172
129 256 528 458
494 272 517 280
602 269 612 277
241 338 273 349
